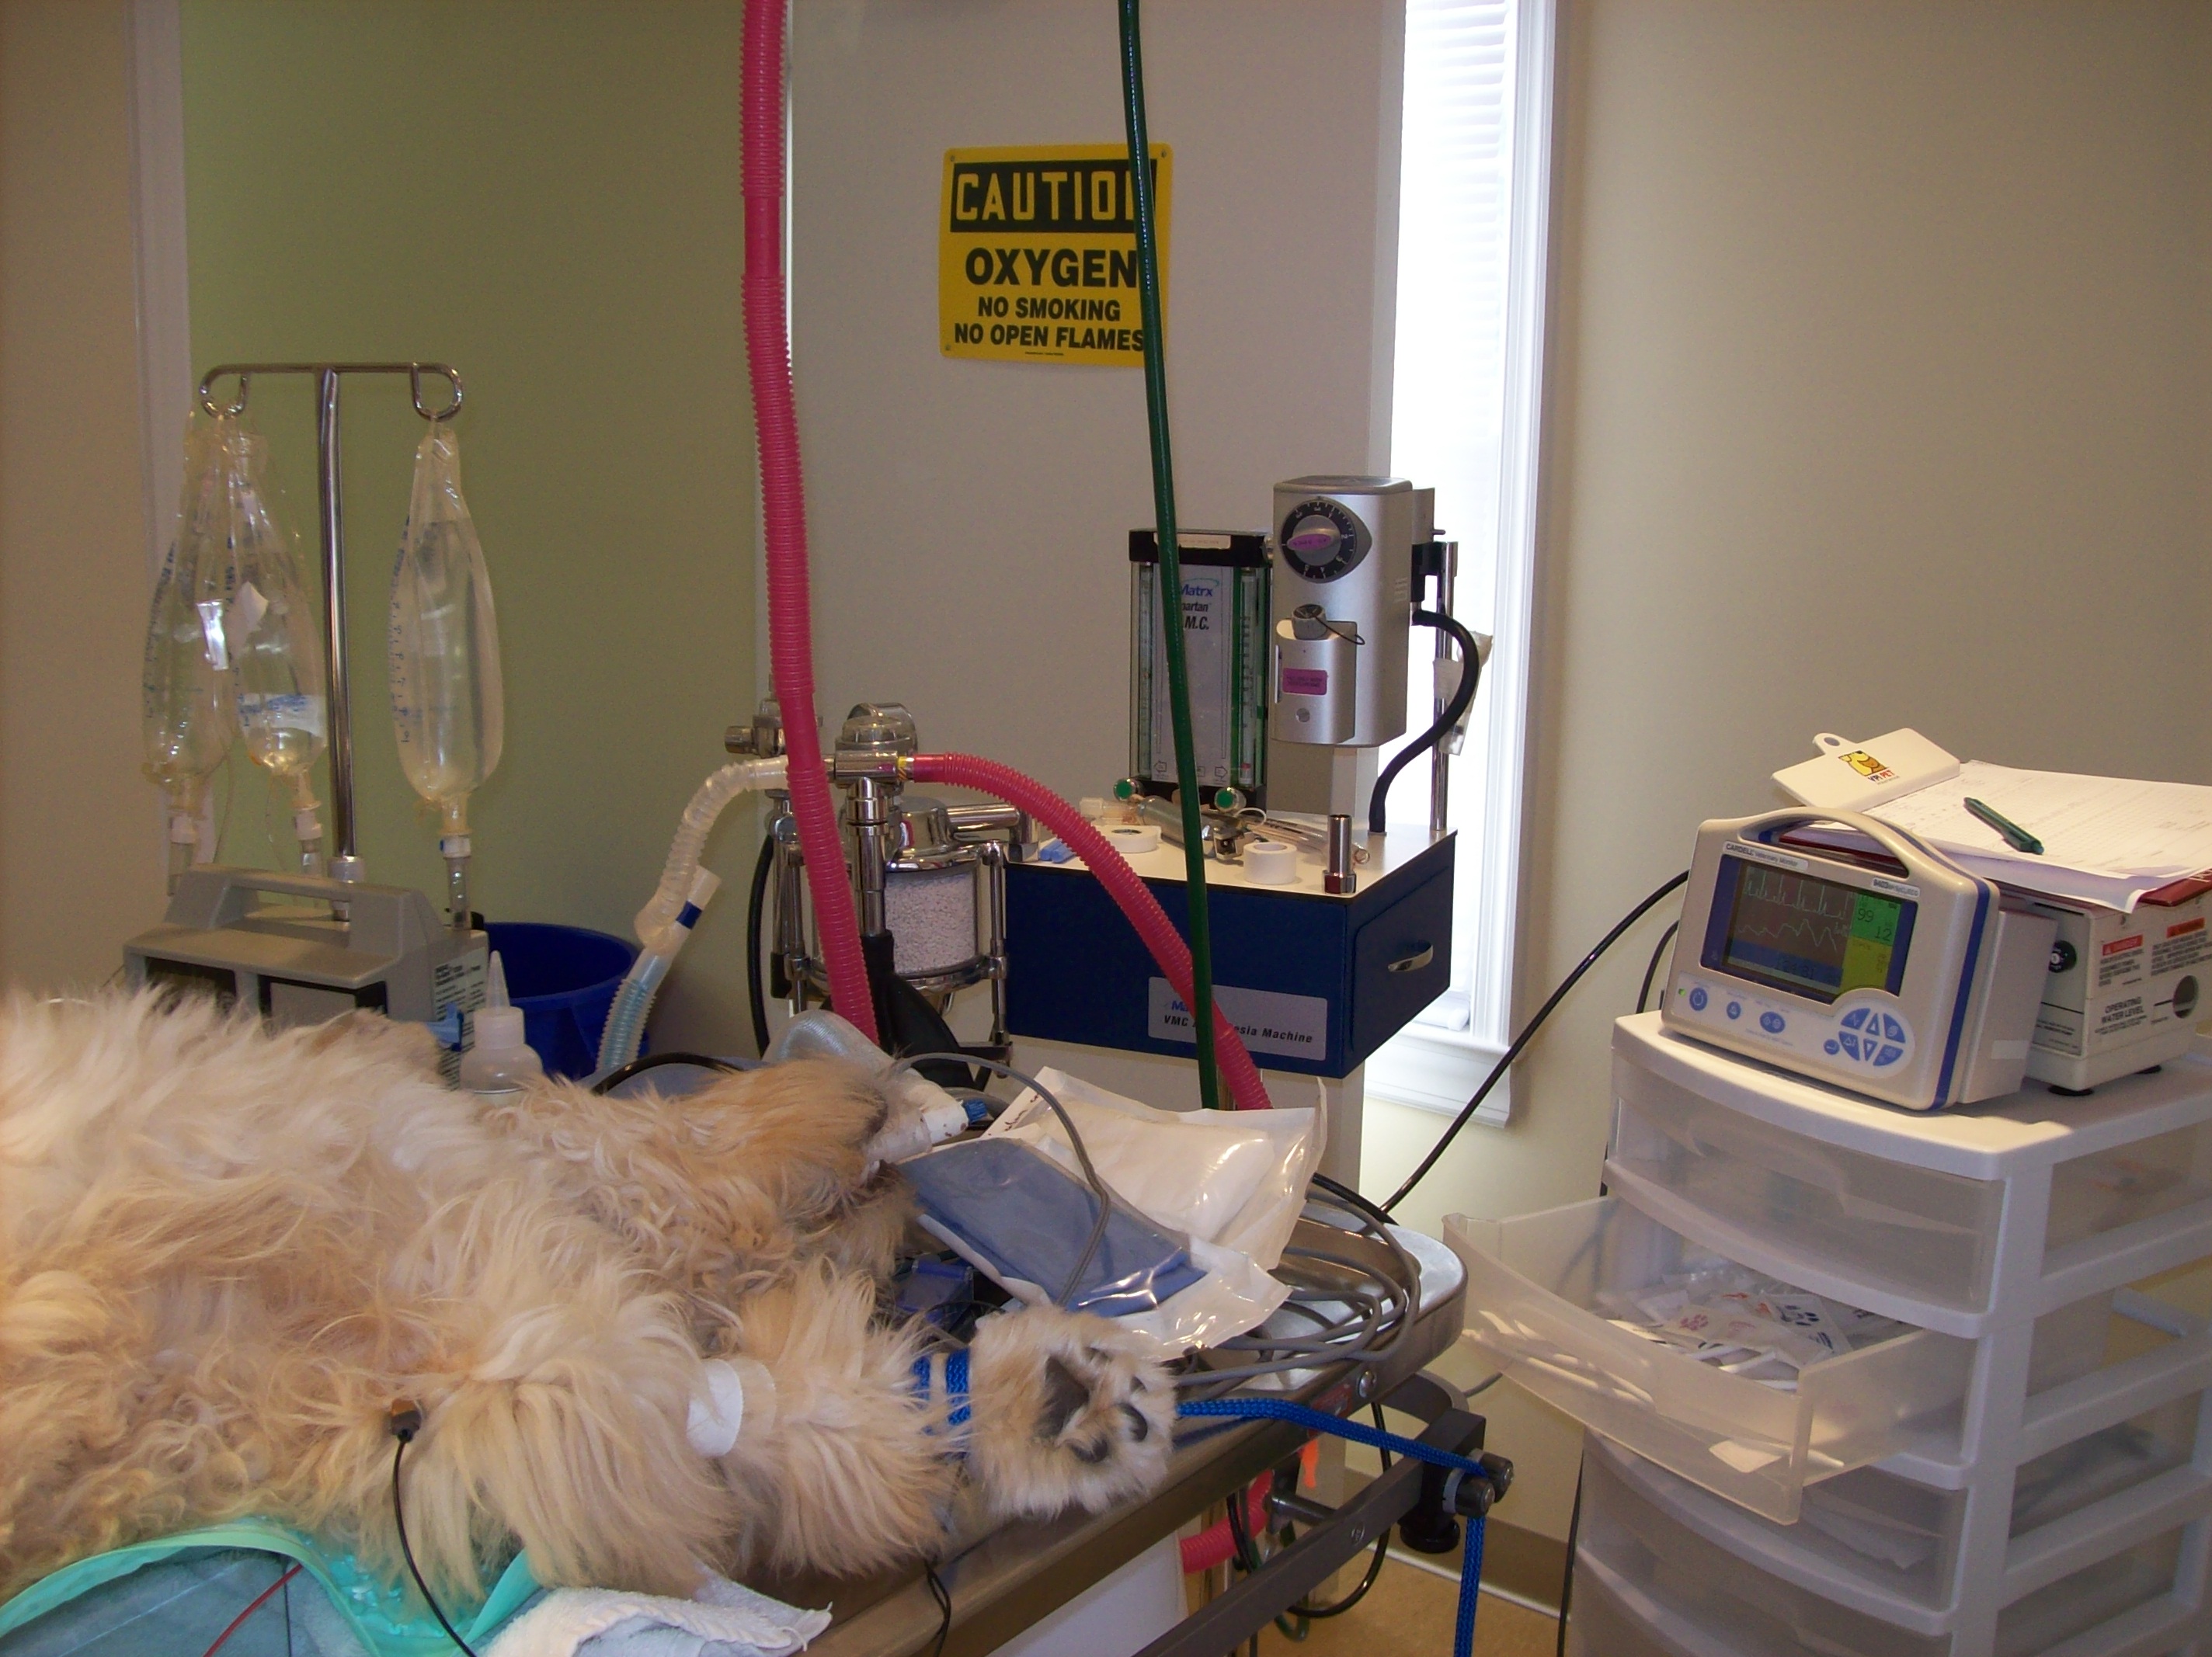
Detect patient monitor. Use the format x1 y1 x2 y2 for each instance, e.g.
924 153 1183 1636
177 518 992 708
1662 808 2054 1110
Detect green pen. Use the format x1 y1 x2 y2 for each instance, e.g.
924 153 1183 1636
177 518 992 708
1963 797 2043 855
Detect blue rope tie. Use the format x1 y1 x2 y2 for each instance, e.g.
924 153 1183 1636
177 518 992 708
1178 1395 1490 1657
909 1347 972 1433
1458 1513 1486 1657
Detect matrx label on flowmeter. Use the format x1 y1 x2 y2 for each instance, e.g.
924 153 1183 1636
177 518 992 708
940 144 1171 365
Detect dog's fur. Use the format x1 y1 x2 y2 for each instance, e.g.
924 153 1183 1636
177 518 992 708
0 992 1172 1607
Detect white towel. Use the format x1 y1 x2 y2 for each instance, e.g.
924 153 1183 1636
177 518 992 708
487 1573 832 1657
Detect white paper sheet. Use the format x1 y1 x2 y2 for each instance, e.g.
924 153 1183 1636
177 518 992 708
1866 762 2212 911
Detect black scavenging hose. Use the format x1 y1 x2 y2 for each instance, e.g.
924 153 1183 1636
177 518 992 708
746 831 774 1056
1369 610 1481 836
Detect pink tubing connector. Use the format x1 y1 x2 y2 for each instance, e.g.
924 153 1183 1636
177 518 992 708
743 0 876 1040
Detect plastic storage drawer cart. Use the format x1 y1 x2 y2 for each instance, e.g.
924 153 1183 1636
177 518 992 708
1449 1013 2212 1657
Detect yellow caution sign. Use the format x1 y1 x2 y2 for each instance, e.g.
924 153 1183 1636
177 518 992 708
939 144 1171 366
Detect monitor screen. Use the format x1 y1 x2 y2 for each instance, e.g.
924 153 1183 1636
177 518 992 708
1705 856 1915 1003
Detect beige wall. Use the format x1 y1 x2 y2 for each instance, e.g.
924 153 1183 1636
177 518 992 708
1366 0 2212 1540
791 0 1403 808
178 2 759 1054
0 0 169 990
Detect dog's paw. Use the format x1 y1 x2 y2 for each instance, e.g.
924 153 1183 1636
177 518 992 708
962 1304 1175 1519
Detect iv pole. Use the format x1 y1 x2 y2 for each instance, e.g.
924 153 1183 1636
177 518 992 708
196 362 464 883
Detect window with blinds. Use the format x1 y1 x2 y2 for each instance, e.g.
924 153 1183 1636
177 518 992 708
1369 0 1553 1120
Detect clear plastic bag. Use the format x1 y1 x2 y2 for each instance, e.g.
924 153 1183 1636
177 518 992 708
903 1138 1206 1320
388 423 503 834
217 421 328 867
987 1068 1323 1270
141 410 238 875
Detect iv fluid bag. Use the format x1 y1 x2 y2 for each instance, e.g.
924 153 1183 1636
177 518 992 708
389 425 504 822
141 412 237 794
222 425 327 782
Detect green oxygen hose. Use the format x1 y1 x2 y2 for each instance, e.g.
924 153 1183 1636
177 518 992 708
1118 0 1221 1110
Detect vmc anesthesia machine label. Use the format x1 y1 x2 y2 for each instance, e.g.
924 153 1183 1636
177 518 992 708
939 144 1172 366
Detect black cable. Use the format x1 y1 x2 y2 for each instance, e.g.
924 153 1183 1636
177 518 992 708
389 1427 479 1656
590 1051 739 1095
1282 1402 1393 1620
1635 919 1681 1015
1369 610 1482 835
746 831 775 1056
1555 1466 1583 1657
1382 871 1690 1214
923 1561 953 1657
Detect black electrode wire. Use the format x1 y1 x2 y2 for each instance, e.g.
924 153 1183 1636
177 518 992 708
1556 1466 1584 1656
390 1438 480 1657
1118 0 1221 1113
1284 1401 1393 1620
746 831 775 1056
889 1053 1113 1308
1368 610 1483 835
924 1561 954 1657
1636 919 1682 1015
1381 871 1691 1214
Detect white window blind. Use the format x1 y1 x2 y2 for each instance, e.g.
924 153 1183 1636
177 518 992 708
1369 0 1554 1120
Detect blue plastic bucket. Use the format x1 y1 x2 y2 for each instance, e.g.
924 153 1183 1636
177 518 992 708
483 922 636 1079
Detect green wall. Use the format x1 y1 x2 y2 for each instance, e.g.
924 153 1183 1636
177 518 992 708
181 0 760 1051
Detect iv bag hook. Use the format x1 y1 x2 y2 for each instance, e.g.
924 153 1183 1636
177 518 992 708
190 361 467 875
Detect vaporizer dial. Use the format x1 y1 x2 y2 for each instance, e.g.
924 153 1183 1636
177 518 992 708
1278 497 1369 583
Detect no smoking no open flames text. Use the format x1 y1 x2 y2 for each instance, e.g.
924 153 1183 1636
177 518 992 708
938 144 1172 366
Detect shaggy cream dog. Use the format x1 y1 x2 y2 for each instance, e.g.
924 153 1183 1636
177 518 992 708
0 992 1173 1609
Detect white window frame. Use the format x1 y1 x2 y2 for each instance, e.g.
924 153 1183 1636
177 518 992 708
1365 0 1557 1124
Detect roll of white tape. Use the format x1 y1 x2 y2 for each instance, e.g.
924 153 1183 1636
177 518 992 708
1242 839 1299 884
1102 824 1163 856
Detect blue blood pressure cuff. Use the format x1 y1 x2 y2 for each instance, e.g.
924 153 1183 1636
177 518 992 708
902 1138 1205 1320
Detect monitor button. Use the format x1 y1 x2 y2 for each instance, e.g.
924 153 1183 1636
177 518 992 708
1759 1010 1786 1034
1875 1043 1904 1066
1689 987 1708 1012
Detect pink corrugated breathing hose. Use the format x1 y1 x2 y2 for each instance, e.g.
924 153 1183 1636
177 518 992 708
1180 1475 1271 1574
743 0 875 1039
908 755 1272 1112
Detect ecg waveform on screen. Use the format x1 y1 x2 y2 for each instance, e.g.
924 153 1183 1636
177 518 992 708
1734 867 1855 956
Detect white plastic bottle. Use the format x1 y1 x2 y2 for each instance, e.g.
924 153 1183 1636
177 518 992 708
459 953 544 1096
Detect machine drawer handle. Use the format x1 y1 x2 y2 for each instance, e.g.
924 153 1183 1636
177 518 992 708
1387 943 1435 974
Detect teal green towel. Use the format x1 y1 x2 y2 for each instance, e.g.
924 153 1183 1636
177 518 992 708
0 1523 540 1656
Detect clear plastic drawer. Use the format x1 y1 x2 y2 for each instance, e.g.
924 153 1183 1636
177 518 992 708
2047 1123 2212 1261
1598 1376 2204 1621
1578 1445 2196 1657
1446 1198 1974 1522
1578 1447 1949 1657
1610 1067 2005 1318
